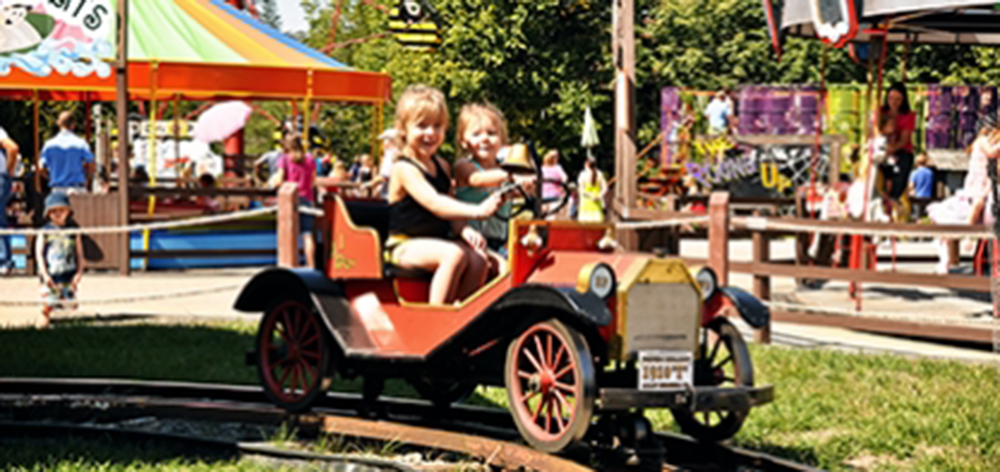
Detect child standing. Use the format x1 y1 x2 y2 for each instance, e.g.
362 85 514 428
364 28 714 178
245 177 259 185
454 103 532 259
274 133 318 269
35 192 84 326
387 86 503 305
577 156 607 222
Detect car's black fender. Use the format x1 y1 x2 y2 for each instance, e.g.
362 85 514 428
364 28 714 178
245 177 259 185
487 284 612 327
720 286 770 329
233 267 343 312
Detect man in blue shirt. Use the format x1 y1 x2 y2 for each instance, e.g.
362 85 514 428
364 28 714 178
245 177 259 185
41 111 94 195
909 153 934 199
704 90 732 135
0 126 20 275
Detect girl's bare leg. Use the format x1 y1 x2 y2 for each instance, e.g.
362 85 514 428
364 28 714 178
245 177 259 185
303 232 317 269
455 246 488 299
393 239 468 304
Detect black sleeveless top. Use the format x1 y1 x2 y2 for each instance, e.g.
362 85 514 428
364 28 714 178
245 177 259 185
388 156 453 239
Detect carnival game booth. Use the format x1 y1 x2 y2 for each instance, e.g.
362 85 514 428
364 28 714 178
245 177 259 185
723 0 1000 343
2 0 390 273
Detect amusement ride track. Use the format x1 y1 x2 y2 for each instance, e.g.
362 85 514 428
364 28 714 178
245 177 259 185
0 378 811 471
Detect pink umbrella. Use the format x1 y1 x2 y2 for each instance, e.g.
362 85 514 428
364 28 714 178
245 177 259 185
192 101 253 143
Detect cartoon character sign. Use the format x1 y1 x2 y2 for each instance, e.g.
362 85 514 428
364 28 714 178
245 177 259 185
0 0 114 78
809 0 858 48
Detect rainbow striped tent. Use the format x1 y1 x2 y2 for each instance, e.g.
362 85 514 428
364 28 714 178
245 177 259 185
0 0 391 103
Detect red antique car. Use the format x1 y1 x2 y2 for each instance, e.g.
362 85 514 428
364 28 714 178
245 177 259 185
234 169 773 453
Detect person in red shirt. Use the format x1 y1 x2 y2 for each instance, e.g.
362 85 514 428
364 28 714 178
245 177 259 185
881 82 916 201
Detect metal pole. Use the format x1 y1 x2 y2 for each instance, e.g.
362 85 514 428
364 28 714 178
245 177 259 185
116 0 130 275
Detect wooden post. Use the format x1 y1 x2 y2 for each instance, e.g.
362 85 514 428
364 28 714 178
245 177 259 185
665 194 680 255
612 0 637 250
115 0 130 276
277 182 300 268
708 192 730 286
752 223 771 344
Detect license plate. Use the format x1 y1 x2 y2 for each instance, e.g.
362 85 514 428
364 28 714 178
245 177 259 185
638 350 693 391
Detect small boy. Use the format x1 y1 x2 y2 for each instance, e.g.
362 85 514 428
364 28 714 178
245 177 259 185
35 192 84 326
909 153 934 199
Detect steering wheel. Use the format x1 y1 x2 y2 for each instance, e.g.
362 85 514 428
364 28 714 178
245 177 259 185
492 178 573 221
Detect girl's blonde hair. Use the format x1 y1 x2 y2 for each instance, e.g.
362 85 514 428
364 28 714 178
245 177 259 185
394 85 449 150
543 150 559 165
282 133 305 163
455 102 508 157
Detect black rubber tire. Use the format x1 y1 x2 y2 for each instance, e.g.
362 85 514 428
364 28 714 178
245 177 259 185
670 317 753 442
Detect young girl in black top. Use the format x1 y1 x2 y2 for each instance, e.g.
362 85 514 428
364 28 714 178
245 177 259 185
386 85 503 304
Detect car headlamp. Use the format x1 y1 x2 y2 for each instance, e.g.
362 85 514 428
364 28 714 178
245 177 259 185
577 263 616 300
695 267 718 302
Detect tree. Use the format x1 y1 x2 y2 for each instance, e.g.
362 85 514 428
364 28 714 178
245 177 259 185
258 0 282 30
299 0 614 173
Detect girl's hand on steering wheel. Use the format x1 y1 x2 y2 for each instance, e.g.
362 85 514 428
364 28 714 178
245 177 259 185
461 226 487 251
513 174 537 193
476 192 505 219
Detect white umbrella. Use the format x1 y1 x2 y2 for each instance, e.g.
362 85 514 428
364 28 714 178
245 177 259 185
192 101 253 143
581 106 599 158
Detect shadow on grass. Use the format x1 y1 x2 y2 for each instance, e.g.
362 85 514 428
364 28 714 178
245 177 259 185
733 440 822 468
0 435 240 470
0 321 499 404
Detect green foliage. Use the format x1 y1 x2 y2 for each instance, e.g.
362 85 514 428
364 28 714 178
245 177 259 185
258 0 282 30
299 0 612 170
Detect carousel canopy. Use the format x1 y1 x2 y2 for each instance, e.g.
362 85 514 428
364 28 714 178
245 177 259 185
0 0 390 103
766 1 1000 57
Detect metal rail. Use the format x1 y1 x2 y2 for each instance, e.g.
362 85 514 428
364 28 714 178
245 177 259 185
0 378 813 472
0 421 418 472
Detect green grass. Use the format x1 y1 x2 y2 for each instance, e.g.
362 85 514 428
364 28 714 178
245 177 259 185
2 322 1000 470
0 436 296 471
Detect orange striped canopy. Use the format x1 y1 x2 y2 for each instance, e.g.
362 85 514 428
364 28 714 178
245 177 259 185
0 0 391 103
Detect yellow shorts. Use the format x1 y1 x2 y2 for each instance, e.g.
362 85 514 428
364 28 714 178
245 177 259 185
384 234 410 265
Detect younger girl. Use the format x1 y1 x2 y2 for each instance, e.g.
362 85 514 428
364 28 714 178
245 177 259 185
387 86 503 305
274 133 318 268
454 103 531 258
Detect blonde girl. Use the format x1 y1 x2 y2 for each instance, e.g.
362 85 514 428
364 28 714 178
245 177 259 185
387 85 503 305
454 103 531 260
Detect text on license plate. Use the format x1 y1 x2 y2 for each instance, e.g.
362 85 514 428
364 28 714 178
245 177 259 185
638 350 693 391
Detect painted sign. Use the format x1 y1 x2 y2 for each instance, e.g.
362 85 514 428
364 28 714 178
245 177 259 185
683 135 832 197
0 0 115 78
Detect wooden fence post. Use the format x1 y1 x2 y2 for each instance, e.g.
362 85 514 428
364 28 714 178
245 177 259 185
664 194 680 255
752 221 771 344
708 192 730 286
277 182 300 268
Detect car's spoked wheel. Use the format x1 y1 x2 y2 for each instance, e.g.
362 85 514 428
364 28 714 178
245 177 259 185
671 317 753 441
257 299 329 412
505 319 595 452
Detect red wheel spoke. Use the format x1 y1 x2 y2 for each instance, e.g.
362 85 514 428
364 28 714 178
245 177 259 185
517 370 533 380
276 324 292 347
301 350 321 361
297 363 309 393
302 315 318 343
300 332 320 348
277 365 293 390
554 381 576 394
290 364 303 396
543 398 552 432
707 335 723 364
553 363 574 380
700 410 710 424
532 394 546 422
523 389 540 404
713 355 733 372
533 334 548 369
545 333 553 370
553 393 567 431
301 360 318 385
552 345 566 373
282 310 297 347
523 349 545 374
